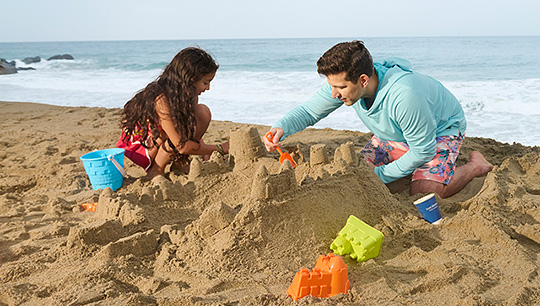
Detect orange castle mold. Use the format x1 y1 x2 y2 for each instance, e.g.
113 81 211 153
287 253 349 301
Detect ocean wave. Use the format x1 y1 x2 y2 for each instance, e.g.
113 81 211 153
4 68 539 112
2 68 540 145
445 78 540 115
11 57 171 73
14 58 94 70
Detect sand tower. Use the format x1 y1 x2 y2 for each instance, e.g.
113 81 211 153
335 142 357 165
229 127 267 170
310 144 329 167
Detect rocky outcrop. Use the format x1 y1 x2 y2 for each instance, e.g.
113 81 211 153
47 54 74 60
0 58 17 75
22 56 41 64
1 53 74 75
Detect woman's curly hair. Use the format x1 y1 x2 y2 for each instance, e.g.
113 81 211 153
120 47 218 163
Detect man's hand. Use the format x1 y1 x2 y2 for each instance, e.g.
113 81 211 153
263 127 284 152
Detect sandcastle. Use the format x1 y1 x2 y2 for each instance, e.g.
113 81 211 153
84 127 403 279
0 123 408 304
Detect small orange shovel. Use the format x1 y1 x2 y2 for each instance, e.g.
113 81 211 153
80 202 97 212
265 132 297 168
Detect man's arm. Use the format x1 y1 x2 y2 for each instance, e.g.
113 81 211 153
273 83 343 139
374 89 438 183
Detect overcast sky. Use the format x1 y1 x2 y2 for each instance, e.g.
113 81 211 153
2 0 539 42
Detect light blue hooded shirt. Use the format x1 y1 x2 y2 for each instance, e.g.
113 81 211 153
273 57 466 183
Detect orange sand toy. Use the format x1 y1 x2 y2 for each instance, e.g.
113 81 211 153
287 253 349 301
80 202 97 212
265 132 297 168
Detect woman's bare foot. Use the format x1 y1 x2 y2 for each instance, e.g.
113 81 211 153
470 151 494 176
143 163 165 180
170 160 190 174
144 169 164 181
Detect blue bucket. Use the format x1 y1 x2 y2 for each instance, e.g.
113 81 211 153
80 148 126 191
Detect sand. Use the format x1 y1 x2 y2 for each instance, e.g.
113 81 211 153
1 101 540 305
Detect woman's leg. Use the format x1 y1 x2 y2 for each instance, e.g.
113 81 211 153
193 103 212 141
145 136 171 178
193 104 213 160
168 104 213 173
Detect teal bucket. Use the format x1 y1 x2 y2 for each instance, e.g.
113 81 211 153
80 148 126 191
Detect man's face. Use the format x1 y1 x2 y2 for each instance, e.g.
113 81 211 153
327 72 365 106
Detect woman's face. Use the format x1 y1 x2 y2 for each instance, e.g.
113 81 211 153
194 71 216 96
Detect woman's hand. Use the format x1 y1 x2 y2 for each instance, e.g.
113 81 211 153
220 141 230 154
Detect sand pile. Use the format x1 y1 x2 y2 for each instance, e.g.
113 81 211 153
1 101 540 305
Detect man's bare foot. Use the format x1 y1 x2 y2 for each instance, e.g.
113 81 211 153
470 151 494 176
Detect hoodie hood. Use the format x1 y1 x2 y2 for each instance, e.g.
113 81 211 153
379 57 413 72
362 57 413 113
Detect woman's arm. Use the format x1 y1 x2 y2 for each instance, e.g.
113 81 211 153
155 96 228 156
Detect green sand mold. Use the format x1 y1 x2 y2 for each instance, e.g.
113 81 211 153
330 215 384 262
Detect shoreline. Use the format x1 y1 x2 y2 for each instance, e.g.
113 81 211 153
2 100 538 148
1 101 540 305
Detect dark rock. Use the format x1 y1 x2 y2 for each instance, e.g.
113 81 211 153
1 58 15 66
22 56 41 64
18 67 36 71
47 54 74 61
0 58 17 75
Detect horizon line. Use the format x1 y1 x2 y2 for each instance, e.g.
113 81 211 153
2 34 539 44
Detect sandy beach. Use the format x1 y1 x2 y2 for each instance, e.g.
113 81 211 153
1 100 540 305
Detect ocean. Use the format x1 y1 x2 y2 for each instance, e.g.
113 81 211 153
1 37 539 146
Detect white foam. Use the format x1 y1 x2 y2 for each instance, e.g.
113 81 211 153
14 58 93 71
2 68 539 146
445 78 540 115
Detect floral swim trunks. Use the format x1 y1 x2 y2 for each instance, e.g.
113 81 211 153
360 134 464 185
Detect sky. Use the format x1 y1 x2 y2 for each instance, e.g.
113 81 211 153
1 0 539 42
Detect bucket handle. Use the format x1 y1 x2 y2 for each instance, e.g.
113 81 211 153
108 154 127 177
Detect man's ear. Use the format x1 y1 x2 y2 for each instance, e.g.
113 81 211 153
358 74 369 87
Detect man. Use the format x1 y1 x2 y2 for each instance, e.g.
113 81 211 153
263 41 493 198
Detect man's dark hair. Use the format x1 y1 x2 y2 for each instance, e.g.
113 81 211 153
317 40 374 84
